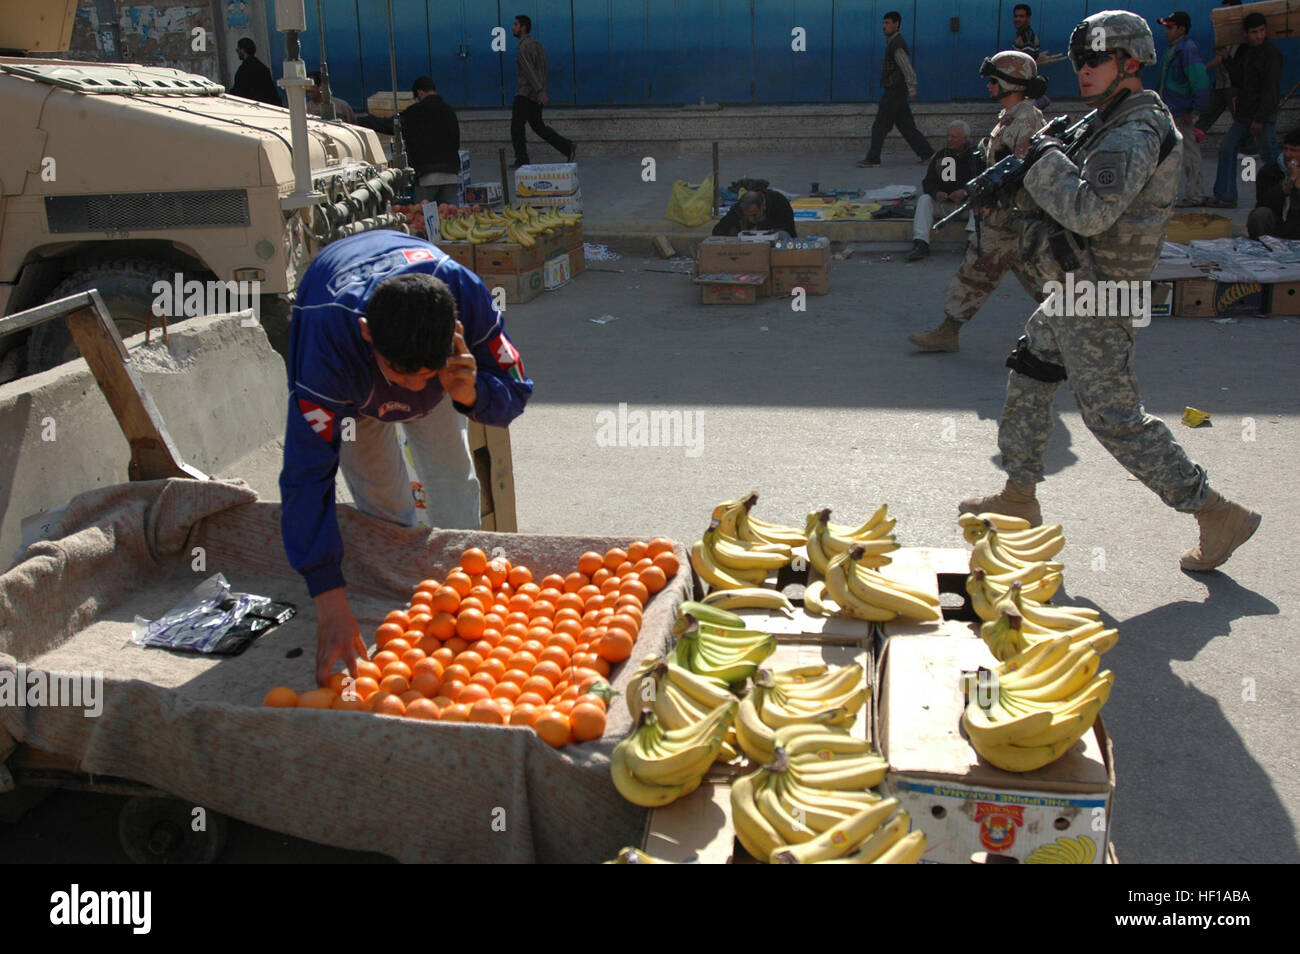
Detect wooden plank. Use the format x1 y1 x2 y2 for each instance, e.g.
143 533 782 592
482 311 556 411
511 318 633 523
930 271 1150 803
63 295 205 482
482 424 517 532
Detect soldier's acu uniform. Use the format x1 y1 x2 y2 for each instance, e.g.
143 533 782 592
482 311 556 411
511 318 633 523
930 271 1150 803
998 89 1211 512
943 97 1048 324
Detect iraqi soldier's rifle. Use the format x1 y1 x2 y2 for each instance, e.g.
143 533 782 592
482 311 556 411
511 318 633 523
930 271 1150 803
931 107 1099 232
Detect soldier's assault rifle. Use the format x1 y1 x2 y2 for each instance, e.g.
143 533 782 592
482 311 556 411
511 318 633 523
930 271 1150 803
932 107 1099 232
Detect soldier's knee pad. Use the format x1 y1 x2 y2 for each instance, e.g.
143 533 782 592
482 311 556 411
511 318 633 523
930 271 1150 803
1006 336 1067 383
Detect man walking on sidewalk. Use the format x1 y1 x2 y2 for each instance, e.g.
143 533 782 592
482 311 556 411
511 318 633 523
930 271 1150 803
511 15 575 169
1207 12 1282 208
1157 12 1210 206
858 11 933 168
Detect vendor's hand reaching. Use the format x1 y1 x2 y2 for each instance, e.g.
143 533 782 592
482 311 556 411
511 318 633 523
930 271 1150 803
313 588 367 687
949 188 968 203
438 320 478 406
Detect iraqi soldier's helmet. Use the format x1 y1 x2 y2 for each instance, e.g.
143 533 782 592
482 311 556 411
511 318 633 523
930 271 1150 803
1068 10 1158 69
985 50 1038 92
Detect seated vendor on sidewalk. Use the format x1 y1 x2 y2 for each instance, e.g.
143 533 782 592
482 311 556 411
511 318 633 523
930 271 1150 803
712 188 798 238
1247 127 1300 240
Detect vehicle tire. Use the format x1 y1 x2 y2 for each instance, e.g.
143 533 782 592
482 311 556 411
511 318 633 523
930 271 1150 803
25 260 192 373
117 795 229 864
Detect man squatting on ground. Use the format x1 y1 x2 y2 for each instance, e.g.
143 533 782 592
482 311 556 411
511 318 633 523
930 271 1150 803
957 11 1260 572
712 188 798 239
279 231 533 684
909 51 1048 353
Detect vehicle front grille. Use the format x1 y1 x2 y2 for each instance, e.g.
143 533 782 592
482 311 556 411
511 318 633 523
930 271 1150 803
44 190 250 233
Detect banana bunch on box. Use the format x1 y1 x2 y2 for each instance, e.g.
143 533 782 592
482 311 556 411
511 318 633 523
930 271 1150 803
1024 835 1098 864
804 506 898 574
731 734 923 863
965 515 1068 575
604 847 675 864
735 664 870 764
439 212 506 244
966 564 1063 618
712 491 807 548
670 599 793 639
807 547 941 623
672 621 776 690
611 704 738 807
690 523 792 591
961 633 1114 773
625 653 742 761
981 607 1118 662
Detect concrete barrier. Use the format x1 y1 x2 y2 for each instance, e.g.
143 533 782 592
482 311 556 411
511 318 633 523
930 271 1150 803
0 313 287 565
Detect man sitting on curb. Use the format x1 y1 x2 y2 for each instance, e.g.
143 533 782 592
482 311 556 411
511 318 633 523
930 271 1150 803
713 189 798 238
906 120 981 261
1248 128 1300 239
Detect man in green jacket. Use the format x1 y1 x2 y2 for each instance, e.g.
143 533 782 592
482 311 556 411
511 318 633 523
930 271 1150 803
1157 12 1210 206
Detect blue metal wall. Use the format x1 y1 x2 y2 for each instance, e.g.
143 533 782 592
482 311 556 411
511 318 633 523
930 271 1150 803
267 2 1299 108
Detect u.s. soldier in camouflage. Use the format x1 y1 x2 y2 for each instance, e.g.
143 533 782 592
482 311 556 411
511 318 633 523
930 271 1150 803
959 10 1261 572
910 51 1049 352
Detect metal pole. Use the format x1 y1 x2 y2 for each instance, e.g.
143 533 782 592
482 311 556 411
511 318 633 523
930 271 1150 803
499 148 511 206
316 0 336 121
387 0 408 173
712 142 719 218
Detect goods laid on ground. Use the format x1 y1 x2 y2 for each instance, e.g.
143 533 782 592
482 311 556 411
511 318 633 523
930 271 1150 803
264 542 677 747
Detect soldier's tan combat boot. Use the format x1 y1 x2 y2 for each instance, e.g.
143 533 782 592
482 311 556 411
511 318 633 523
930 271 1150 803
957 480 1042 527
1180 490 1261 571
909 317 962 352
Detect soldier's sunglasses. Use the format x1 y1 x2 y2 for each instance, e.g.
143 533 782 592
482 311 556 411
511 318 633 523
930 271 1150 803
1071 50 1115 69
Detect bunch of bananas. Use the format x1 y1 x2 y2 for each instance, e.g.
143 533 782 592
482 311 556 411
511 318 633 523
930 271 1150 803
604 847 674 864
735 664 869 764
625 654 742 760
732 734 921 863
1024 834 1098 864
804 506 898 574
670 600 746 638
698 588 797 615
807 547 941 622
968 516 1068 576
671 621 776 689
981 608 1118 662
691 522 792 591
438 211 505 244
611 704 737 807
960 633 1114 772
439 205 580 245
713 492 807 548
966 564 1063 618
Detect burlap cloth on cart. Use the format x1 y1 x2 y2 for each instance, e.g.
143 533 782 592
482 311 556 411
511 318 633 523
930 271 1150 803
0 478 691 863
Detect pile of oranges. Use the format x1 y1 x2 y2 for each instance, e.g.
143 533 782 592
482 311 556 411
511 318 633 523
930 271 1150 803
263 540 678 747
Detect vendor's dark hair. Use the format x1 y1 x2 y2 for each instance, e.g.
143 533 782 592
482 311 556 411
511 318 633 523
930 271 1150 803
237 37 256 55
412 75 436 94
739 190 766 210
1284 128 1300 147
1244 11 1267 29
884 11 901 24
516 14 532 32
1014 4 1031 16
365 272 457 373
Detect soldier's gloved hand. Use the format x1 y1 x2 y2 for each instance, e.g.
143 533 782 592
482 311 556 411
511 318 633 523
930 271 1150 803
1025 137 1064 165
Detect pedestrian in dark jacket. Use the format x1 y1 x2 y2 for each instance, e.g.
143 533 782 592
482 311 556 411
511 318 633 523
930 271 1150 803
362 77 462 204
858 11 933 167
1209 12 1283 206
712 189 797 238
230 38 281 107
1248 128 1300 240
510 15 575 168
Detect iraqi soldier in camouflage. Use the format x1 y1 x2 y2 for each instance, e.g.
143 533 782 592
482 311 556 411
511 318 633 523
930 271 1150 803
909 52 1049 352
958 11 1260 572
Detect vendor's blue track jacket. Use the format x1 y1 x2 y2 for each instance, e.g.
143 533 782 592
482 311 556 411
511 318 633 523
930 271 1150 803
279 231 533 597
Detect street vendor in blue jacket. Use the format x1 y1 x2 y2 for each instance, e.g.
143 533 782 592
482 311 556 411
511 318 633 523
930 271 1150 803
279 230 533 684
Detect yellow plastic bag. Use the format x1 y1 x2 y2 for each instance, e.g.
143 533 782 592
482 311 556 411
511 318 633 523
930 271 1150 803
665 173 715 228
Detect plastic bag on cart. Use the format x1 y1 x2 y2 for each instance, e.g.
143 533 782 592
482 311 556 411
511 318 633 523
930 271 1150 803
130 572 296 655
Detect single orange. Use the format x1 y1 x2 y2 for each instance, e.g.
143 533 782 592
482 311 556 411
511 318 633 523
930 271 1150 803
383 637 411 657
352 676 380 700
429 586 460 615
372 650 401 670
517 582 541 600
431 647 456 667
326 672 351 695
545 632 579 655
457 683 491 705
456 608 486 639
606 613 640 638
577 551 604 576
576 584 602 604
445 571 473 597
356 660 383 682
412 657 444 680
333 694 368 712
532 660 565 687
427 612 457 641
570 702 607 741
453 650 485 672
411 672 443 698
370 692 406 717
399 689 425 707
646 537 675 557
405 698 441 720
507 565 532 588
599 576 622 595
469 671 498 691
299 688 338 709
468 698 507 724
627 540 650 562
492 681 522 703
500 667 531 687
554 698 577 716
401 648 427 669
375 622 406 649
598 630 634 663
263 687 298 708
539 574 565 593
441 703 472 722
384 609 412 630
443 636 470 655
500 634 525 652
477 657 507 680
410 590 436 610
460 547 489 575
620 579 650 604
509 703 538 726
379 673 411 694
521 675 555 699
653 552 680 578
534 710 572 748
382 660 413 681
538 646 571 670
591 656 612 678
458 596 487 616
485 557 510 588
441 679 467 702
516 691 547 707
575 691 610 712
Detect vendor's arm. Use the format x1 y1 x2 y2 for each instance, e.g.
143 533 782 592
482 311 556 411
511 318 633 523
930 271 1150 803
1022 122 1162 237
452 274 535 427
712 203 743 236
768 191 797 237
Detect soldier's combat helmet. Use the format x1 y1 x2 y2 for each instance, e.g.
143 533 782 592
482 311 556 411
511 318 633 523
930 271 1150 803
1068 10 1156 104
979 50 1045 98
